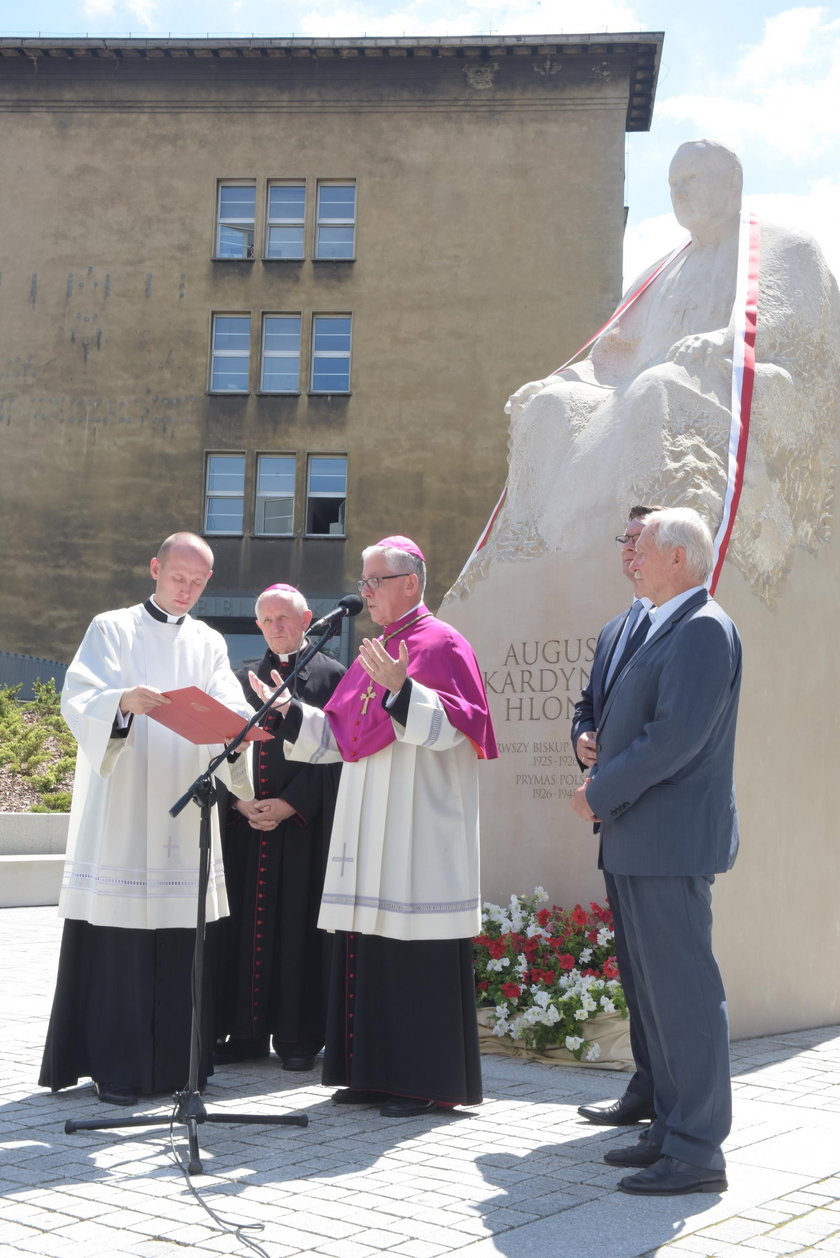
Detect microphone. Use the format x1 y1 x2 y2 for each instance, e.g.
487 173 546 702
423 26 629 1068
308 594 364 639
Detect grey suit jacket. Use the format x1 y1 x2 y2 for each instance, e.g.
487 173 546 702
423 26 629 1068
585 588 741 879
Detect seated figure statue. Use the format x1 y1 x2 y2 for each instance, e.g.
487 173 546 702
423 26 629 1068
470 139 840 604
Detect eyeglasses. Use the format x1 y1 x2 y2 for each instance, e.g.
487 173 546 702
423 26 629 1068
615 534 640 548
356 574 406 593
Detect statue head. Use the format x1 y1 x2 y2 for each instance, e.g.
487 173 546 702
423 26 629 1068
669 140 743 236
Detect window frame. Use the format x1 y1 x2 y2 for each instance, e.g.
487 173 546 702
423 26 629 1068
314 181 357 262
305 453 348 537
209 313 252 394
204 452 246 536
214 181 257 261
309 314 352 395
254 453 297 537
259 313 302 395
264 181 307 261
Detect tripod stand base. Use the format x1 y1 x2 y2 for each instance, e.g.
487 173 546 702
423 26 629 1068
64 1089 308 1174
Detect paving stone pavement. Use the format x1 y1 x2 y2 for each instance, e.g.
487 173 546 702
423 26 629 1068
2 906 839 1258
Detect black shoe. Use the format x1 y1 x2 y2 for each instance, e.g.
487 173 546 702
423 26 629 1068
578 1093 655 1125
332 1088 394 1105
95 1082 138 1106
273 1041 320 1071
280 1052 317 1071
379 1098 438 1118
604 1135 662 1167
619 1155 728 1196
214 1037 270 1065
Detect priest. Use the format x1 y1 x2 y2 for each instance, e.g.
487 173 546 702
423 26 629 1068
249 537 497 1117
215 583 345 1070
39 532 253 1106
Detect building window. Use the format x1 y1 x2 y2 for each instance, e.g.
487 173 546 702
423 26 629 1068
216 183 256 259
311 315 352 393
204 454 245 534
315 183 356 260
266 183 306 259
210 315 251 392
260 315 301 393
255 454 296 535
306 455 347 535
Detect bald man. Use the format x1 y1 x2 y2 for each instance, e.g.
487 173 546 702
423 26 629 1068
40 532 253 1105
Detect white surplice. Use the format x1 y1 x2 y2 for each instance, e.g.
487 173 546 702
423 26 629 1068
286 679 481 941
59 603 254 930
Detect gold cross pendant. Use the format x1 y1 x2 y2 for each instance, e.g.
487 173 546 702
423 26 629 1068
360 683 376 715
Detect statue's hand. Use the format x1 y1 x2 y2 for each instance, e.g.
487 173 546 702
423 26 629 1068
666 330 731 367
504 377 549 419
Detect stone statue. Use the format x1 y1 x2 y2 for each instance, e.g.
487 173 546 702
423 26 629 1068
439 141 840 1041
456 139 840 604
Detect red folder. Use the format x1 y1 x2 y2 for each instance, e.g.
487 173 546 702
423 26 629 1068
147 687 274 744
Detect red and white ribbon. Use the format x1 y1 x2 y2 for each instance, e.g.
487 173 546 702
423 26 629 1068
708 211 761 593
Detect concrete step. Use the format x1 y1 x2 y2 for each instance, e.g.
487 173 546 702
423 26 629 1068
0 853 64 907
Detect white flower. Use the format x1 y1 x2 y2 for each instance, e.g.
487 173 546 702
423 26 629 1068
600 997 616 1014
526 922 547 938
533 886 549 903
574 1008 590 1021
516 953 529 976
597 926 613 947
492 1006 510 1035
487 957 510 972
579 947 592 964
565 1035 583 1052
585 1043 601 1062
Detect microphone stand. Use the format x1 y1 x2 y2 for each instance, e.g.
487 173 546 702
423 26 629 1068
64 619 346 1173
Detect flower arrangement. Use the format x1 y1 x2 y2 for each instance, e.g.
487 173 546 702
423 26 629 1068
473 888 627 1061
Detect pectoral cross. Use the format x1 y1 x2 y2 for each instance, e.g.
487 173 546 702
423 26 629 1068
360 683 376 715
164 836 179 858
332 843 354 875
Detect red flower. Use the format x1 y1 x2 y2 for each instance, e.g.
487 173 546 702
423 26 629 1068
582 967 599 978
487 938 507 959
473 934 492 948
476 980 489 991
538 969 556 986
523 937 540 958
603 956 620 979
536 908 552 926
558 953 576 971
502 983 522 1000
571 905 589 927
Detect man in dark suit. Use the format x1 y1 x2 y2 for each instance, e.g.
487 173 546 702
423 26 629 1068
215 584 345 1071
572 505 660 1128
572 508 741 1196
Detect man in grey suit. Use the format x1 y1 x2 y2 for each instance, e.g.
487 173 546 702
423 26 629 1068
572 507 741 1196
572 506 660 1128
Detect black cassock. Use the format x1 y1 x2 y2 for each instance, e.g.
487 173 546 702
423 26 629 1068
323 932 483 1106
215 648 344 1054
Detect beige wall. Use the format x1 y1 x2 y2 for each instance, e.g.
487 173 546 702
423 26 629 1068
0 39 653 659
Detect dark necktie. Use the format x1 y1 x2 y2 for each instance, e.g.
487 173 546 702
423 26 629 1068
608 610 651 689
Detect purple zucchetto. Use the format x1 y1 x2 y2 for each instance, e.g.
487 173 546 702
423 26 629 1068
259 583 300 597
375 535 426 562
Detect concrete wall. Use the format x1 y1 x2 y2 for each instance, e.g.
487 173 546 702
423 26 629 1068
0 813 68 907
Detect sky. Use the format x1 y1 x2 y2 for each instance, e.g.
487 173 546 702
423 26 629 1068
2 0 840 285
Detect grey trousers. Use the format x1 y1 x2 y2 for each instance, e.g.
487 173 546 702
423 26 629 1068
610 872 731 1169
